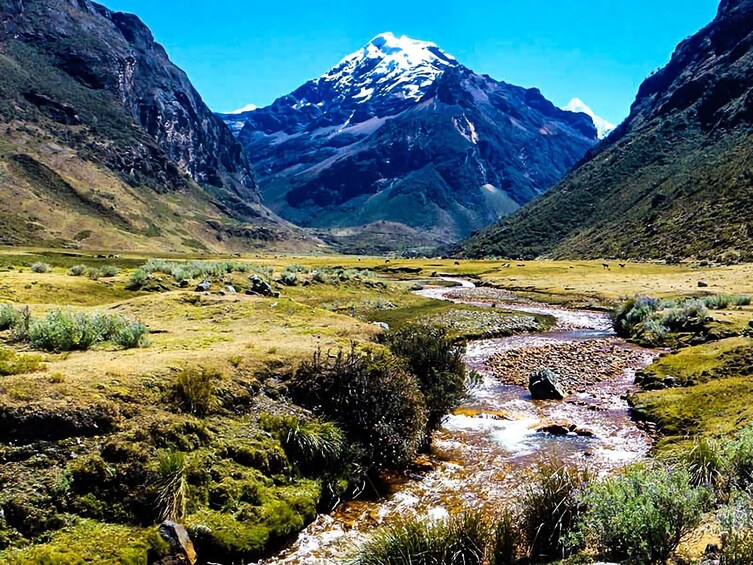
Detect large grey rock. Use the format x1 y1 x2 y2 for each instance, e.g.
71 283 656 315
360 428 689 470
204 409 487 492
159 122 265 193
528 369 567 400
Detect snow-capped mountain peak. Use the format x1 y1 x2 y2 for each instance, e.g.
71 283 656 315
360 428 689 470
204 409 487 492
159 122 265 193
321 32 458 103
563 98 616 139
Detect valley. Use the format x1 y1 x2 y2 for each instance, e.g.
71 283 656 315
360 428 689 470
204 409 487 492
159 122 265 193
1 250 752 563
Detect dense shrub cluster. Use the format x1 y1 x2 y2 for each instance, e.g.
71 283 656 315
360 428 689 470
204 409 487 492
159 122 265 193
0 304 148 351
614 295 712 344
291 347 427 471
574 464 710 564
384 325 477 436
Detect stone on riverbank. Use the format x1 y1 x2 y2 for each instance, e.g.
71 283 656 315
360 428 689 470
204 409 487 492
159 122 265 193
529 368 567 400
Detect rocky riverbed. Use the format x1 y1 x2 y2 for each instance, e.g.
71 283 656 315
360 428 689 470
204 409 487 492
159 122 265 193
256 280 656 565
487 338 650 391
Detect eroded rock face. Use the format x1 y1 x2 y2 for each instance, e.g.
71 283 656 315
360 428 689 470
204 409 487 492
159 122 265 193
0 0 261 216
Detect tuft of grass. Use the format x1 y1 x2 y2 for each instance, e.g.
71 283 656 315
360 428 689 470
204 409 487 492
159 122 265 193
30 262 51 273
279 418 345 474
682 437 728 494
154 450 188 522
349 511 489 565
68 264 87 276
703 294 752 310
521 457 590 561
174 366 222 416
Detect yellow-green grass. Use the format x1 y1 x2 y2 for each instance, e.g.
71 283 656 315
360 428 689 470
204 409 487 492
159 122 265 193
631 337 753 453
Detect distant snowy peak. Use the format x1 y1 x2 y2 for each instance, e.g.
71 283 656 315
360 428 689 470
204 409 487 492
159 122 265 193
223 104 257 135
563 98 616 139
228 103 257 114
320 32 459 103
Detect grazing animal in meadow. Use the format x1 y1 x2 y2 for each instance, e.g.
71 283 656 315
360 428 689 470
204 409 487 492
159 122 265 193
602 263 610 270
454 261 460 265
619 264 626 268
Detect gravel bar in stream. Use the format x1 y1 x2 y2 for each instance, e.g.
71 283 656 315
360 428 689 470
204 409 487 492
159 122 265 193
488 339 650 391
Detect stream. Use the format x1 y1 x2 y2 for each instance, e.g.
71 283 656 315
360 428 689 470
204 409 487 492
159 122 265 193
257 279 657 564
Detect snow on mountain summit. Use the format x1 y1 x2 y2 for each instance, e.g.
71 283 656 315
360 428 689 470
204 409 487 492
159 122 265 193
563 98 616 139
321 32 459 103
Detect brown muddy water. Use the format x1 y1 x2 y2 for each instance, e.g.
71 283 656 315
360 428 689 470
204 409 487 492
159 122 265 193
256 280 657 564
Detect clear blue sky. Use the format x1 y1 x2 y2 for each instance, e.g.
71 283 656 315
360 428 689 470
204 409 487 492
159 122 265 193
100 0 719 124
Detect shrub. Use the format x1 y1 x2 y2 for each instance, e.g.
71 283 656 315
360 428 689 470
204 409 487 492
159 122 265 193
127 269 150 290
613 295 662 337
728 426 753 489
154 450 188 522
175 367 221 416
720 493 753 565
100 265 119 277
26 311 147 352
574 464 709 564
278 270 298 286
385 325 477 436
29 310 102 351
30 262 51 273
0 303 21 330
662 299 708 332
521 457 590 561
290 347 427 470
68 265 87 276
112 322 149 349
703 294 752 310
349 511 489 565
86 267 101 280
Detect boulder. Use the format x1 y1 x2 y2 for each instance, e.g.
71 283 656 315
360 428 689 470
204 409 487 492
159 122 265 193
195 280 211 292
158 521 197 565
224 285 237 294
246 275 279 298
373 322 390 331
698 281 709 288
537 421 574 436
528 369 567 400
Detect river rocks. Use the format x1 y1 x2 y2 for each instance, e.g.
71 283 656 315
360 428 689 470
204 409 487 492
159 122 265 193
158 521 196 564
537 421 573 435
490 339 649 391
246 275 280 298
529 369 567 400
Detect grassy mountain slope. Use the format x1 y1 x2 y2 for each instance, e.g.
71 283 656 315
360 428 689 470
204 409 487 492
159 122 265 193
0 0 310 253
463 0 753 261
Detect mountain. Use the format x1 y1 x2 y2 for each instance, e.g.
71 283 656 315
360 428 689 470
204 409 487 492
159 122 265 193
221 32 599 249
563 98 616 139
463 0 753 261
0 0 303 253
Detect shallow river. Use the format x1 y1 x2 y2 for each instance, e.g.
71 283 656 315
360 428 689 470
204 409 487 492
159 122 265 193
256 280 656 564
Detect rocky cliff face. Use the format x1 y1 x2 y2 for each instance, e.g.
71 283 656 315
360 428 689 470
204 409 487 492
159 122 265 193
463 0 753 260
0 0 305 252
222 33 598 246
1 0 261 216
